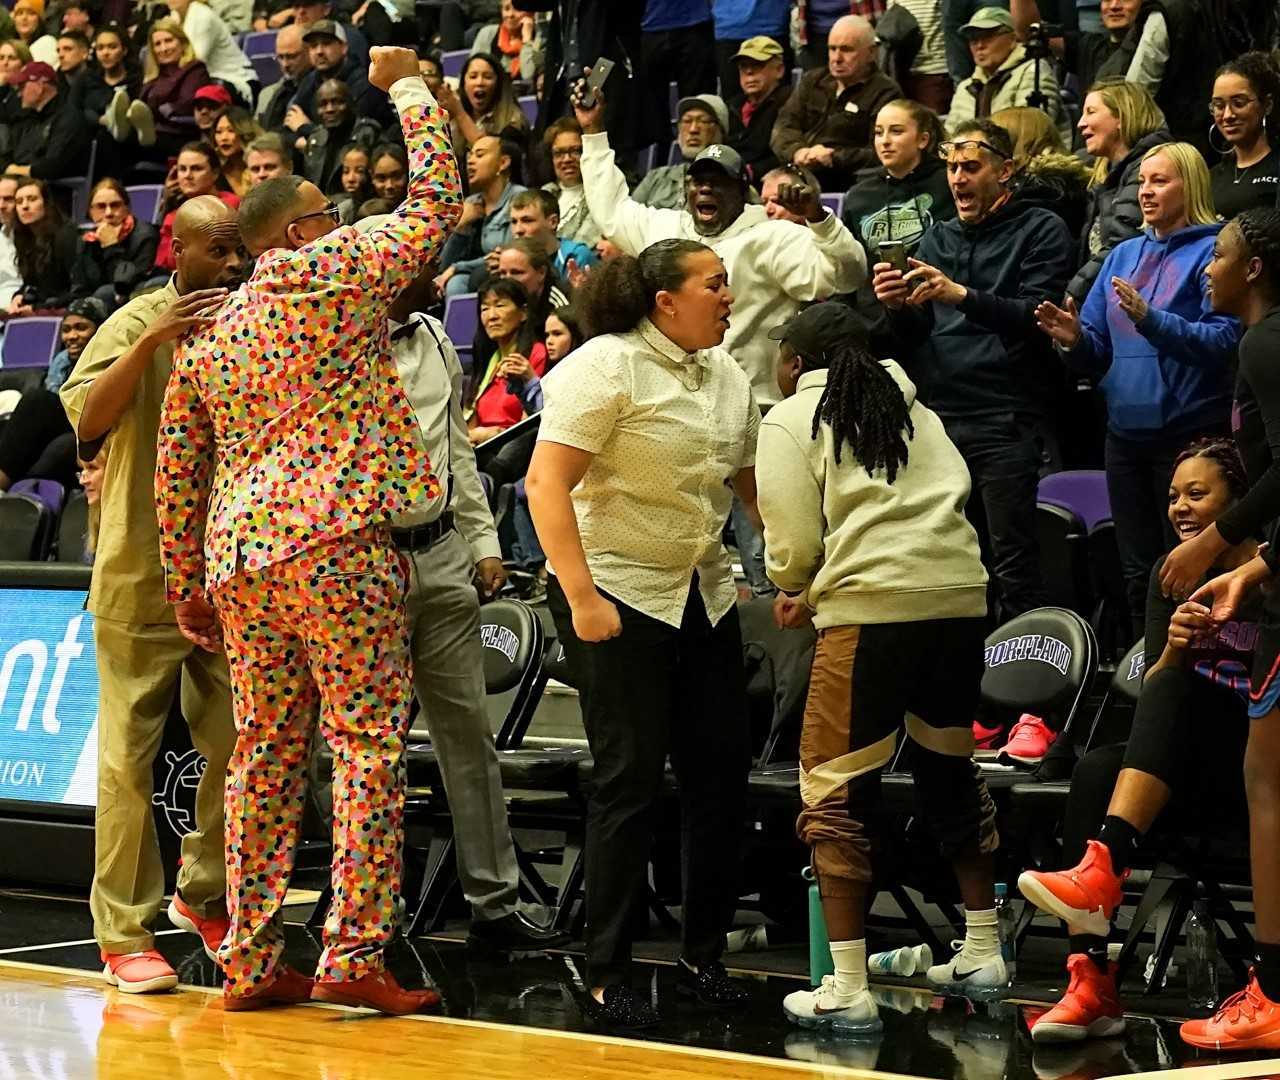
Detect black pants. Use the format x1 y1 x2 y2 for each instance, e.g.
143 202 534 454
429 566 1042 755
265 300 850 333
943 412 1046 623
641 22 718 141
1062 667 1248 867
0 387 75 489
548 574 752 986
1105 429 1223 639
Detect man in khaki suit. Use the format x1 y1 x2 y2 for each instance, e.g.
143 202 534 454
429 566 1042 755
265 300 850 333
59 196 246 994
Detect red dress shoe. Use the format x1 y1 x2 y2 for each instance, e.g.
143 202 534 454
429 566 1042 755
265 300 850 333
311 969 441 1015
224 965 316 1012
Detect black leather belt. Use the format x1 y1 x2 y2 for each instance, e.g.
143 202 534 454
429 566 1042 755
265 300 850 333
390 511 454 552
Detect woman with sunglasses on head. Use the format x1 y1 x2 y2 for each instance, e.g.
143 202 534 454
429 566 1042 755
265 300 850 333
1155 207 1280 1051
1207 52 1280 221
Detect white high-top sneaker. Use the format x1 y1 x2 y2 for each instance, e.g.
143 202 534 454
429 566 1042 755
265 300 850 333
783 976 883 1036
927 940 1008 995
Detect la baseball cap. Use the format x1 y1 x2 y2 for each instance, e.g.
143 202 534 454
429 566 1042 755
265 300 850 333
689 143 747 182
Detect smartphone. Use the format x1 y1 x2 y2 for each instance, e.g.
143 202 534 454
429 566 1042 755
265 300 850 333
579 57 616 109
878 240 908 275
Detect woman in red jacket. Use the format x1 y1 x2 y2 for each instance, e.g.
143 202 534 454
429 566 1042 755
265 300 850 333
466 274 548 445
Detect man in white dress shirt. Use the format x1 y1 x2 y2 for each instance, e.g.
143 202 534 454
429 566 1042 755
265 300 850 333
365 227 570 953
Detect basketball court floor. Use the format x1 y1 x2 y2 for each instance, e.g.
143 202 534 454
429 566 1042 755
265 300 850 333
3 888 1280 1080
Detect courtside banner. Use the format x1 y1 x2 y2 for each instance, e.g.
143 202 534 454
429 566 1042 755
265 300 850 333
0 586 97 807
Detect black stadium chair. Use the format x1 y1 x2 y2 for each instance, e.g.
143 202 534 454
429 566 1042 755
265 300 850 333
56 489 89 564
1036 502 1092 617
399 600 591 936
0 493 54 560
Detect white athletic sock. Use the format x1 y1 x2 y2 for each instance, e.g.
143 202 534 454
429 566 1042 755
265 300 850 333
963 907 1000 959
829 939 868 999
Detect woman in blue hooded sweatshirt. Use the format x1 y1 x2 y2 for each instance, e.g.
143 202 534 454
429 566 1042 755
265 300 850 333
1035 142 1241 634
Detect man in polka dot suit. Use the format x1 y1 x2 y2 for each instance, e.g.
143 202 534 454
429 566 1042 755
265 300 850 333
154 46 463 1015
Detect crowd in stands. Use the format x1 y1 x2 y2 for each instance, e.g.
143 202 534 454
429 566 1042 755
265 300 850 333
2 0 1280 1046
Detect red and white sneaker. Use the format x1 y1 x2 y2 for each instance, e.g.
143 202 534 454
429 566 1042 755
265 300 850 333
974 719 1004 751
167 894 229 963
997 714 1056 766
102 949 178 994
1018 840 1126 937
1181 971 1280 1051
1032 954 1126 1043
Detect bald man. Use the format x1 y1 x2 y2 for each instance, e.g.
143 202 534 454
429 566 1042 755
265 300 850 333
59 195 248 996
155 47 461 1015
770 14 901 190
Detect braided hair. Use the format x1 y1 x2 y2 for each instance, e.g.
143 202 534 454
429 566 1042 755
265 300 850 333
1173 437 1249 499
1235 207 1280 302
809 342 915 484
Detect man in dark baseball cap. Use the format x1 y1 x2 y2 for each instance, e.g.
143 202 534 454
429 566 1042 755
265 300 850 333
685 144 751 237
5 58 91 180
769 302 874 397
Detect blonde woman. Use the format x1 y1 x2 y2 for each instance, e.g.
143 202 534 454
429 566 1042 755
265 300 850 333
165 0 255 106
1035 143 1241 635
1068 79 1170 303
106 20 210 157
994 105 1091 240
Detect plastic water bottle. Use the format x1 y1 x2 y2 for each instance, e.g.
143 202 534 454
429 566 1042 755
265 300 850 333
995 883 1017 981
1185 900 1219 1010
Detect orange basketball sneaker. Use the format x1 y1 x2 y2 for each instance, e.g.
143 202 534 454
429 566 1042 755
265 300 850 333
1031 954 1126 1043
1181 971 1280 1051
1018 840 1126 937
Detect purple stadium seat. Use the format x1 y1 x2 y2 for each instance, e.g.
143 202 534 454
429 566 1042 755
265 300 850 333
441 49 468 78
251 54 281 87
241 30 277 57
1 317 62 369
517 94 537 126
1038 470 1112 533
820 192 845 218
667 142 682 165
444 292 478 348
126 184 164 225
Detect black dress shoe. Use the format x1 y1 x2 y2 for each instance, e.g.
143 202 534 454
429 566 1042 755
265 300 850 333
467 911 572 951
580 983 660 1029
675 959 749 1009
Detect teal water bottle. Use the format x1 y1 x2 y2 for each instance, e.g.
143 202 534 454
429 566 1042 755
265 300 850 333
803 866 834 983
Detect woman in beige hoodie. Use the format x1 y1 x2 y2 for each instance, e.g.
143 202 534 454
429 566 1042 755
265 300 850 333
756 302 1001 1036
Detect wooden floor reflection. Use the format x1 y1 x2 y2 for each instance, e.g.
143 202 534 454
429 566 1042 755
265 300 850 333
0 963 894 1080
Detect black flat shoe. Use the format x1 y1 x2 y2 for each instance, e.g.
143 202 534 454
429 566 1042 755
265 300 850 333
468 911 572 952
580 984 660 1029
675 959 749 1009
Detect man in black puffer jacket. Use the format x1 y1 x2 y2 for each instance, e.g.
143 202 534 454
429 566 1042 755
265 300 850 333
872 119 1072 621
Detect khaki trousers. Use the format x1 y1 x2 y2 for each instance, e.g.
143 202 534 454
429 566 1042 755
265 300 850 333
90 615 235 954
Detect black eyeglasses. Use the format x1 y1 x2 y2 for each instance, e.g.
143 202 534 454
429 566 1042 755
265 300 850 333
292 203 341 227
938 139 1010 160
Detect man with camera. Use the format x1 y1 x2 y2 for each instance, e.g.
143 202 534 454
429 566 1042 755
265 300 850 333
948 8 1070 145
872 119 1072 621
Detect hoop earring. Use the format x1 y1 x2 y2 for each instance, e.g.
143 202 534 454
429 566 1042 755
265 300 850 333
1208 121 1233 156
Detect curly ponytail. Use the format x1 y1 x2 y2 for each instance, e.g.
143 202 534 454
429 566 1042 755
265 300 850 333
811 343 915 483
575 238 710 338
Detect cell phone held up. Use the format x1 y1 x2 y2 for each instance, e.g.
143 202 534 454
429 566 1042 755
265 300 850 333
577 57 616 109
877 240 909 276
